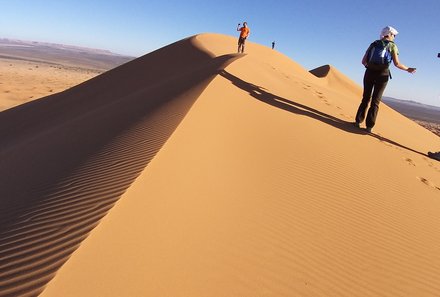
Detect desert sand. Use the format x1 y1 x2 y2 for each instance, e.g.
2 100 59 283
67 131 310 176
1 33 440 297
0 58 102 111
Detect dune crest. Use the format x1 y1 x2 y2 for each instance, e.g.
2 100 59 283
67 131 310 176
310 64 362 96
2 33 440 297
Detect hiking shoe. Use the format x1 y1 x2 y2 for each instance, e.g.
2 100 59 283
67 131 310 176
366 127 372 133
428 151 440 161
354 122 360 128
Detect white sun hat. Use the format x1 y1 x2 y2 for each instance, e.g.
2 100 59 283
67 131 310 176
380 26 399 38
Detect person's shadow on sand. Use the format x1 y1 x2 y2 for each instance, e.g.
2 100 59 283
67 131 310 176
219 70 426 157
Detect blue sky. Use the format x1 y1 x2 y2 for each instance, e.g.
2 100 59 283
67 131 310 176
1 0 439 106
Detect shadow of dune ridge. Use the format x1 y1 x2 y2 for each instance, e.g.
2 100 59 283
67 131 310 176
0 36 241 296
220 70 426 157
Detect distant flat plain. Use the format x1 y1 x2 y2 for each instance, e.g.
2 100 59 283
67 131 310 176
0 38 133 111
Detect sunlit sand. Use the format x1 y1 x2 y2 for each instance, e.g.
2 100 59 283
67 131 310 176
2 33 440 297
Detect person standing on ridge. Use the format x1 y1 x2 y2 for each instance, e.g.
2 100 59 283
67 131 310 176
237 22 250 53
272 41 275 49
354 26 416 133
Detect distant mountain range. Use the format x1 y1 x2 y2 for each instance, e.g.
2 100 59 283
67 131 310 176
0 38 134 71
383 97 440 124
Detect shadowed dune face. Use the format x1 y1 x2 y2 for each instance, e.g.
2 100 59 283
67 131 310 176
0 37 240 208
309 64 331 78
0 35 240 296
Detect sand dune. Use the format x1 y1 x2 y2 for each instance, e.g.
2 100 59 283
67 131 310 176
310 64 362 97
2 33 440 297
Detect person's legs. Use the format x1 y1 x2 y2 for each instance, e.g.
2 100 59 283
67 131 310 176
237 37 246 53
355 70 374 124
366 74 388 129
238 38 244 53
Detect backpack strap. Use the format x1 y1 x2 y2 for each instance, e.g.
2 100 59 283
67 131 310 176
386 40 394 79
365 41 377 58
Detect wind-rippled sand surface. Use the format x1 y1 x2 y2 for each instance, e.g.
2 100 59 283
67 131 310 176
1 34 440 297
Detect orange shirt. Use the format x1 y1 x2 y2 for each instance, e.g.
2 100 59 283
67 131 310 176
239 27 250 38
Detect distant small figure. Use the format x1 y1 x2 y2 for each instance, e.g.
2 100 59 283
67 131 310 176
354 26 416 133
272 41 275 49
237 22 250 53
438 53 440 58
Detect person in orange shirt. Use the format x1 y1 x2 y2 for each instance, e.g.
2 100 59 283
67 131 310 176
237 22 250 53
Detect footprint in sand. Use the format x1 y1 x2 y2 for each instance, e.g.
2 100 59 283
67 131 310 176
302 83 312 90
313 91 331 105
417 176 440 190
426 160 440 173
405 158 416 166
313 90 325 98
427 160 440 172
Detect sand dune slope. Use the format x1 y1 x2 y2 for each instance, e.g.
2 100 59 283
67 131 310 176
310 64 362 96
2 33 440 297
0 35 240 296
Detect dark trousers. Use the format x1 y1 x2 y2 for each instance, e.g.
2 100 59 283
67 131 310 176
355 69 389 128
238 37 246 53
